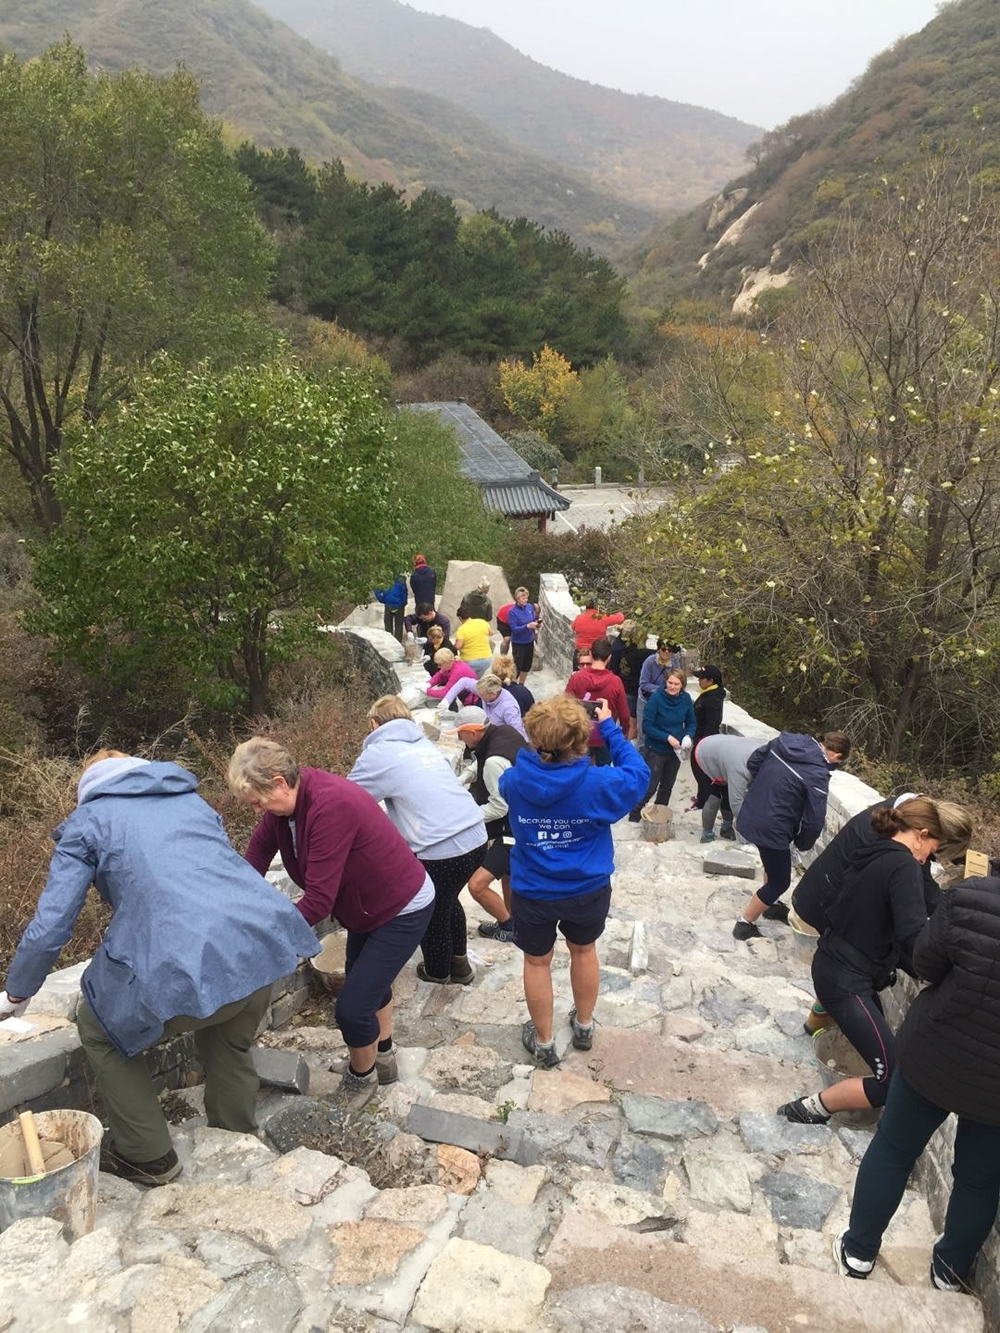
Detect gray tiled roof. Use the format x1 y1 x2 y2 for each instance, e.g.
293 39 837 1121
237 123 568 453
405 401 568 515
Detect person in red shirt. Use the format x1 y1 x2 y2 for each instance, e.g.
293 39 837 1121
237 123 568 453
496 602 515 655
565 638 631 765
571 602 625 669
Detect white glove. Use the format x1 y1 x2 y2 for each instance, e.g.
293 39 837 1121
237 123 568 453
0 991 29 1018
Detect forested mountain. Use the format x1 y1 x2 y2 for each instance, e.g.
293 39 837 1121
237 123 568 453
630 0 1000 313
0 0 658 256
259 0 761 217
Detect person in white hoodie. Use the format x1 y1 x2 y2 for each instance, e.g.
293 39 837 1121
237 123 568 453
349 695 488 987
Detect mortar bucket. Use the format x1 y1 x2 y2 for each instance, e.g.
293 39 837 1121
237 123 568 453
308 931 347 995
812 1027 880 1127
640 803 674 844
0 1109 103 1240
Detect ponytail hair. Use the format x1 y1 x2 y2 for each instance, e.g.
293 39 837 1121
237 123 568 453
870 796 972 849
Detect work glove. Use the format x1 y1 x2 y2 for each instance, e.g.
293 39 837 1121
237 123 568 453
0 991 29 1018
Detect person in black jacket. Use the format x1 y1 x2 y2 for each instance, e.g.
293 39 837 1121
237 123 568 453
688 666 726 830
833 877 1000 1292
793 794 971 1033
779 798 966 1125
732 731 850 941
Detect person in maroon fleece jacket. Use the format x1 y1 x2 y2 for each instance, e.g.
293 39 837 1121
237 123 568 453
229 737 434 1112
565 638 630 765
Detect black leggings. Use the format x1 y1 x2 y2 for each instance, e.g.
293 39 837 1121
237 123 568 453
691 748 714 808
419 842 488 978
812 948 896 1107
632 747 680 815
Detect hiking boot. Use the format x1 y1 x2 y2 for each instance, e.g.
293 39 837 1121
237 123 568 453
762 901 790 923
416 964 454 985
700 831 716 843
450 954 476 985
778 1096 831 1125
719 823 736 840
328 1066 379 1112
832 1230 873 1280
732 919 762 941
521 1021 559 1069
804 1005 835 1036
568 1008 594 1051
100 1141 181 1187
330 1044 398 1085
477 920 516 944
930 1236 963 1292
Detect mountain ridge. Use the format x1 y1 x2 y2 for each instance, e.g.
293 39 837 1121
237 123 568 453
258 0 762 217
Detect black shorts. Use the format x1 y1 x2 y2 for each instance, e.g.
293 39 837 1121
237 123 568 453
512 641 534 674
497 617 511 638
482 838 511 880
511 884 612 957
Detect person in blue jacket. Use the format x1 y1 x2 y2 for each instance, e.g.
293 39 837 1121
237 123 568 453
374 575 408 641
629 667 696 821
0 750 319 1186
499 695 649 1068
732 730 851 941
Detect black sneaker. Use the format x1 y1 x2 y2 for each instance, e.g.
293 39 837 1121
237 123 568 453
521 1021 559 1069
719 823 736 840
568 1007 595 1051
100 1141 181 1187
832 1230 873 1279
778 1096 831 1125
732 919 762 941
762 901 790 923
477 920 516 943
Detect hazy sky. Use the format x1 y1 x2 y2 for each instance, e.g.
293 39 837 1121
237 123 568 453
405 0 945 128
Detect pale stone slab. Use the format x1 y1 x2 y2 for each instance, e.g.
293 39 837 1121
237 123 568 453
527 1069 613 1115
366 1185 450 1226
329 1219 425 1284
247 1146 344 1204
137 1182 313 1252
421 1043 513 1097
483 1159 548 1207
683 1153 752 1213
547 1283 716 1333
412 1237 552 1333
570 1180 679 1230
185 1126 277 1186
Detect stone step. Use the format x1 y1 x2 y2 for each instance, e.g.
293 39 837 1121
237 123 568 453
543 1213 984 1333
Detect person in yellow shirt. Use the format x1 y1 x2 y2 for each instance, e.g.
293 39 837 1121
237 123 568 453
454 609 493 675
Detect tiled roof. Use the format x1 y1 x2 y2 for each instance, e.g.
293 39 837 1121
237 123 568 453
405 401 568 515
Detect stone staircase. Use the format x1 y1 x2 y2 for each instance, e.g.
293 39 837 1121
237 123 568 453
0 758 985 1332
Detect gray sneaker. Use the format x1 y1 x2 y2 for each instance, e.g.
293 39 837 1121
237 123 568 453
330 1045 398 1086
328 1066 379 1112
521 1021 559 1069
568 1007 595 1051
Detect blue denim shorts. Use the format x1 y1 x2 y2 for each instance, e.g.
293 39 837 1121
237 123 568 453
510 884 612 956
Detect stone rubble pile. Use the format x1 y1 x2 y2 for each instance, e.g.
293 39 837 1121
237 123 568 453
0 755 985 1332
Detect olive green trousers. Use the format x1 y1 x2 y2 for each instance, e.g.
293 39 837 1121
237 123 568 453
77 984 271 1163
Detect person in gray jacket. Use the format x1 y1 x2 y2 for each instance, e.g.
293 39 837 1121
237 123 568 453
349 696 488 988
691 734 761 840
0 750 319 1186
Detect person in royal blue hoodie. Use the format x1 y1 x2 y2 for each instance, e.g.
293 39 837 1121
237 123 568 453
499 695 649 1068
732 729 851 941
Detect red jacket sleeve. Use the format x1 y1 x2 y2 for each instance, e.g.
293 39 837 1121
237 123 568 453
294 797 356 926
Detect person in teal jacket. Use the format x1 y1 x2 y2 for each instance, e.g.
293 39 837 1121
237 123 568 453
1 751 319 1186
499 696 648 1068
629 667 696 821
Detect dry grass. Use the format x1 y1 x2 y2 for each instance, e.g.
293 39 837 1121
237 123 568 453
0 652 375 975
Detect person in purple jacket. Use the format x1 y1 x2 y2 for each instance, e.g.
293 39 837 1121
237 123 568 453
229 737 435 1112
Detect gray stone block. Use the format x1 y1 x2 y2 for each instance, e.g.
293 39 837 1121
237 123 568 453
612 1131 667 1195
31 962 88 1021
738 1112 832 1155
702 848 757 879
0 1026 81 1114
252 1048 310 1094
623 1094 718 1142
507 1111 616 1170
547 1284 716 1333
269 991 307 1030
405 1103 519 1158
759 1170 841 1230
459 1192 549 1260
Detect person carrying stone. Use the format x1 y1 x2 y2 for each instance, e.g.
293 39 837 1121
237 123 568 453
500 696 649 1066
230 737 435 1112
452 705 526 945
0 749 320 1186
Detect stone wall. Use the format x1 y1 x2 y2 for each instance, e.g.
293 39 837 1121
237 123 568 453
537 572 580 679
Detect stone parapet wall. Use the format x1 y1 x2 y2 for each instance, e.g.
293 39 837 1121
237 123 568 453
537 573 580 679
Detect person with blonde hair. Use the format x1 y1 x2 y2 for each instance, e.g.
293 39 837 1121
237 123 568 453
230 736 435 1112
421 623 455 673
492 653 534 716
425 647 477 707
1 748 319 1186
779 795 969 1126
349 697 488 987
506 586 540 684
498 695 648 1067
